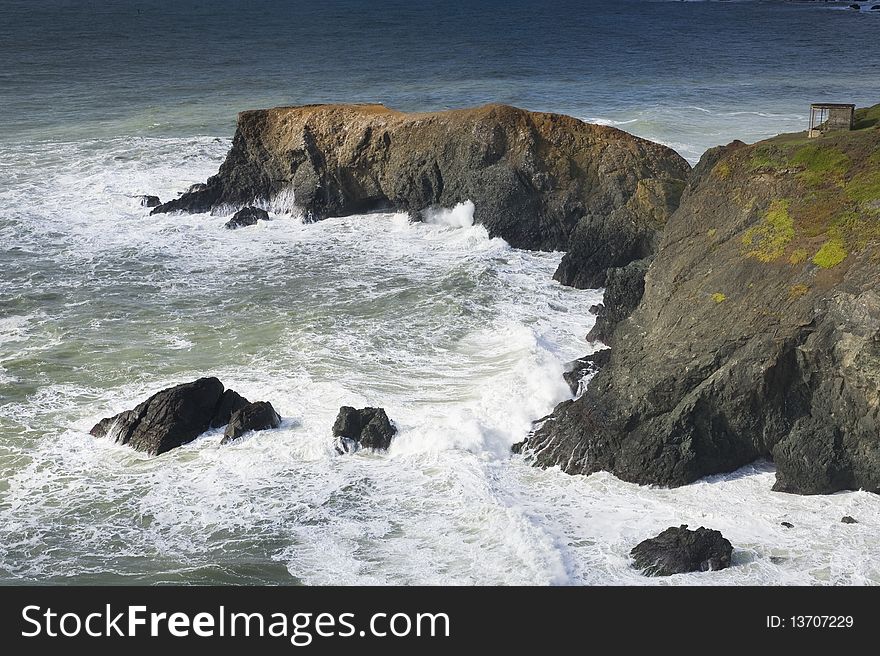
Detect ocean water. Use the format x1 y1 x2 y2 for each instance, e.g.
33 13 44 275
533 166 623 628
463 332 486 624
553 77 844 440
1 0 879 585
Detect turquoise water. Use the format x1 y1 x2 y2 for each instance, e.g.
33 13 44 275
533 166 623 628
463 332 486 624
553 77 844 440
1 1 879 585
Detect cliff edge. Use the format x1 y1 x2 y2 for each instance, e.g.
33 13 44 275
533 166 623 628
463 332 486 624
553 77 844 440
153 103 689 290
522 104 880 495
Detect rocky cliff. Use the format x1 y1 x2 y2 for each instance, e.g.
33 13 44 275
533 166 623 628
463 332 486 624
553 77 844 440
153 103 689 290
521 104 880 495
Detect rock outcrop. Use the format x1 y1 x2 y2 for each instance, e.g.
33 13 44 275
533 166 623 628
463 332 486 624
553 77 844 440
562 349 611 396
332 406 397 452
224 206 269 229
521 103 880 495
631 525 733 576
91 377 229 455
152 103 689 289
138 195 161 208
209 389 251 428
586 257 652 344
90 378 276 454
221 401 281 444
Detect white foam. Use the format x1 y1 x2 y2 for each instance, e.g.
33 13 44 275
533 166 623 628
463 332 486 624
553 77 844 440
1 134 878 585
422 200 476 228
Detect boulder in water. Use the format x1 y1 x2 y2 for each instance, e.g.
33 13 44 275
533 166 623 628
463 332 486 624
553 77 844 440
138 195 161 208
332 406 397 451
631 525 733 576
221 401 281 444
90 377 232 455
210 389 251 428
224 206 270 229
841 516 858 524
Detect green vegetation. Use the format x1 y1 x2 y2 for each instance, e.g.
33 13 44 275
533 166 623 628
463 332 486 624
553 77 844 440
742 200 794 262
812 235 847 269
845 169 880 203
707 228 717 239
739 105 880 270
711 292 726 304
788 248 808 265
714 162 730 179
790 145 850 187
853 104 880 131
833 211 880 250
749 146 786 172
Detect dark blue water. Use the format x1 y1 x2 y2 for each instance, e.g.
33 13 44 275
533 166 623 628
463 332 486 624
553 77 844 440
2 0 878 158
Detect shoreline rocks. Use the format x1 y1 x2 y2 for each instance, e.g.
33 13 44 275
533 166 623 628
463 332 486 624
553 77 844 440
521 105 880 496
224 206 270 229
90 377 227 455
631 525 733 576
221 401 281 444
152 103 689 291
332 406 397 452
138 195 161 208
90 378 280 454
562 349 611 396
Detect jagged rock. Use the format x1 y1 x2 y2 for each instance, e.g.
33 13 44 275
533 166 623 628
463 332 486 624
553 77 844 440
841 516 858 524
521 107 880 495
781 522 794 529
332 406 397 451
90 377 232 455
138 195 161 208
221 401 281 444
586 257 651 344
210 389 250 428
562 349 611 395
224 206 269 229
152 103 689 288
631 525 733 576
187 183 208 194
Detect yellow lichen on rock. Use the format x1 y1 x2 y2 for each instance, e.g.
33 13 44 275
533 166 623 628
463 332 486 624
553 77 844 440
742 199 794 262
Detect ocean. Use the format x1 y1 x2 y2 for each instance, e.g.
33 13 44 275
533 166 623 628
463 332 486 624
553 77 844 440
1 0 879 585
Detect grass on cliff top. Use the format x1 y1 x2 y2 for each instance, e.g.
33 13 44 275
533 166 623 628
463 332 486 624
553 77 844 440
735 103 880 271
790 145 850 187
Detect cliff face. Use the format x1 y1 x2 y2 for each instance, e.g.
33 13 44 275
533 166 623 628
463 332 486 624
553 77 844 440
153 103 689 289
523 104 880 495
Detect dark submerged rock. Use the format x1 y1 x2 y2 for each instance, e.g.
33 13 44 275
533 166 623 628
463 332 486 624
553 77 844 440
841 516 858 524
221 401 281 444
224 206 270 229
781 521 794 529
631 525 733 576
90 377 227 455
332 406 397 451
139 195 161 208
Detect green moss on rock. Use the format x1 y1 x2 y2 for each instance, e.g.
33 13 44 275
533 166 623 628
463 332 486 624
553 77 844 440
812 236 847 269
742 199 794 262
